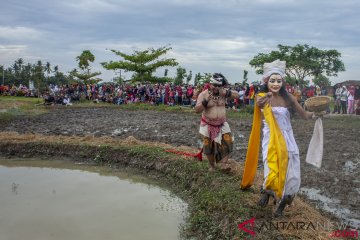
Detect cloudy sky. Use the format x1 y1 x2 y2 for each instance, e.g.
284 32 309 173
1 0 359 84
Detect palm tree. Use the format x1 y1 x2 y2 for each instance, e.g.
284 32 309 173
1 65 5 85
13 58 25 84
23 63 32 86
16 58 24 67
33 60 45 97
45 62 51 75
44 62 52 85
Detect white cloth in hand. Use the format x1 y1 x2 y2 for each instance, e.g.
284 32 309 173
306 118 323 168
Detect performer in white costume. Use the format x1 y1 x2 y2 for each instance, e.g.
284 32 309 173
241 59 318 217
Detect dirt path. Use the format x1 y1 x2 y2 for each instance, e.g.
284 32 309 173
1 107 359 228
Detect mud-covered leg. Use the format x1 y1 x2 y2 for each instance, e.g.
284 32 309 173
206 154 216 171
258 193 270 207
258 188 277 207
274 195 294 217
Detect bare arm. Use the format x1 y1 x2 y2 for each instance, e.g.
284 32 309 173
220 88 239 100
289 94 313 120
194 91 208 113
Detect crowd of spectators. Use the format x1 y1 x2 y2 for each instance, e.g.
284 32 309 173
332 84 360 115
1 82 359 114
37 82 266 109
0 84 36 97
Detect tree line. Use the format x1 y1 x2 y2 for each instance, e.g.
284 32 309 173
0 44 345 91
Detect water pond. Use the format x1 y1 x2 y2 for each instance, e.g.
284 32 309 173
0 158 187 240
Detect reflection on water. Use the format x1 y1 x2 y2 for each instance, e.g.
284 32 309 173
0 158 187 240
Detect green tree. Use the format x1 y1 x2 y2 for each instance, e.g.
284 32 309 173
242 70 248 86
45 62 51 76
32 60 46 96
71 72 101 85
249 44 345 88
2 59 71 88
68 69 80 84
22 63 33 85
201 73 212 84
101 46 178 83
51 71 69 85
73 50 101 84
194 73 201 86
4 60 30 86
5 67 14 86
45 65 70 86
44 62 52 85
313 74 331 87
76 50 95 72
186 70 192 84
174 67 186 85
12 58 24 85
1 65 5 85
284 76 302 86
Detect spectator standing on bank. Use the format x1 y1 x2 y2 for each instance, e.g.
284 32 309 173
347 86 355 114
334 84 342 113
340 86 348 114
355 85 360 115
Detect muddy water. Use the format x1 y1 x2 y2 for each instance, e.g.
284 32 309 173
0 159 187 240
300 187 360 229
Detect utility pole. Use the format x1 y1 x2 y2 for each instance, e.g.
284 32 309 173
114 69 122 84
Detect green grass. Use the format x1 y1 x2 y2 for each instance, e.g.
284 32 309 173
227 108 254 119
0 96 47 122
0 96 43 104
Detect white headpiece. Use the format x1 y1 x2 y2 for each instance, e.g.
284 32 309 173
209 76 223 85
262 59 286 82
209 73 228 86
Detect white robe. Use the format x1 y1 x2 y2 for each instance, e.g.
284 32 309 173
262 107 301 197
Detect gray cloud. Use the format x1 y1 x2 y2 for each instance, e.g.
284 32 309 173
0 0 359 84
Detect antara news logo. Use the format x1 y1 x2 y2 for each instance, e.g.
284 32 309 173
237 217 359 239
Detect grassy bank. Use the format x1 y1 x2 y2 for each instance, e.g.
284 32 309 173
0 96 47 122
0 133 333 239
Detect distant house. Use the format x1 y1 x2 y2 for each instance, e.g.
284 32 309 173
338 80 360 87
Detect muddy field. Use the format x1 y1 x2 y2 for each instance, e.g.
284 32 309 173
1 106 359 228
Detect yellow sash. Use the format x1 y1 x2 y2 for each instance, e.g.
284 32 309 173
240 93 288 198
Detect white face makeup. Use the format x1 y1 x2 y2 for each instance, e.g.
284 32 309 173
267 74 283 93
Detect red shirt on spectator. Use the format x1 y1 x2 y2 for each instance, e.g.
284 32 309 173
176 86 183 97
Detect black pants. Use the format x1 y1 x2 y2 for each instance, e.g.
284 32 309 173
341 101 347 114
